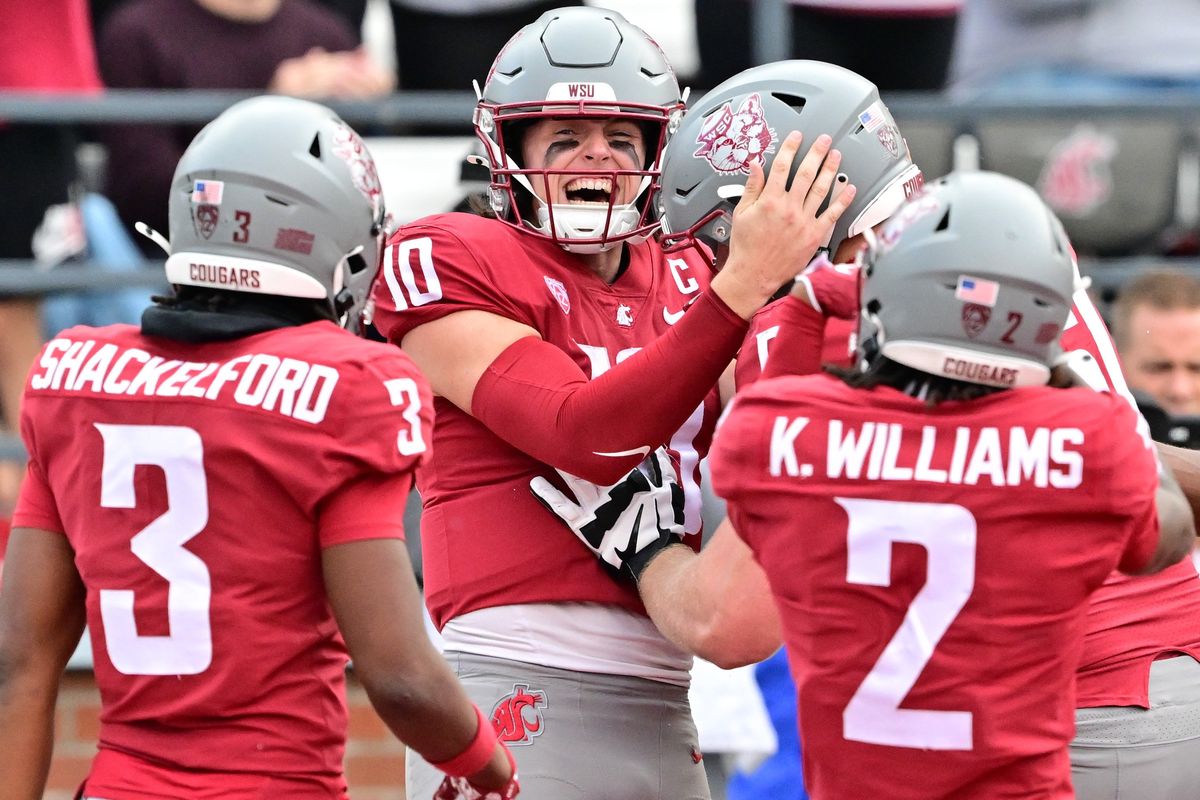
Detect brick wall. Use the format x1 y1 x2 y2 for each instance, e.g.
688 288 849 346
46 671 407 800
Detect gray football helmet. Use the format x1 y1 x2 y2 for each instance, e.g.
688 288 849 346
473 6 685 253
858 170 1080 388
659 60 922 258
163 95 386 331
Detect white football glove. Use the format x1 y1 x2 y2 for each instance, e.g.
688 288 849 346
530 448 687 582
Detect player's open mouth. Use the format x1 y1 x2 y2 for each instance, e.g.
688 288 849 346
564 176 614 205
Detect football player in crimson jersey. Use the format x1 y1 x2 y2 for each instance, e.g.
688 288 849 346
641 60 1200 800
0 97 518 800
365 8 856 800
657 60 925 391
543 172 1195 800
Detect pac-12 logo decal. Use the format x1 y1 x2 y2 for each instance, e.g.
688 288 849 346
544 276 570 315
961 303 991 338
194 204 220 240
490 683 548 746
693 92 777 175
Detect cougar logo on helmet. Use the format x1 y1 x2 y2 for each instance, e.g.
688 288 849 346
693 93 777 176
331 123 383 217
490 684 548 746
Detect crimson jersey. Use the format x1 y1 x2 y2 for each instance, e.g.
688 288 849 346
1060 292 1200 707
369 213 720 628
737 301 855 388
711 374 1159 800
12 321 431 798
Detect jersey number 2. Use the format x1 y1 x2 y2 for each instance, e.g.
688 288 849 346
837 497 976 751
96 423 212 675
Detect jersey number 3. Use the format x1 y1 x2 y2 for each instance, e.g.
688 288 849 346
96 423 212 676
837 497 976 751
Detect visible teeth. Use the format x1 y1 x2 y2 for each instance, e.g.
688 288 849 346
565 177 613 193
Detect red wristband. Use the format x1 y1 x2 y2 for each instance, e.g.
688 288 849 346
431 704 498 778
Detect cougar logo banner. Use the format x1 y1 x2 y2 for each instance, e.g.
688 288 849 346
194 204 220 240
693 92 777 175
490 683 548 746
1037 125 1117 217
544 275 571 315
331 123 383 219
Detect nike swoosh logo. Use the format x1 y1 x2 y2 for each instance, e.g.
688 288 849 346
663 307 685 324
593 445 651 458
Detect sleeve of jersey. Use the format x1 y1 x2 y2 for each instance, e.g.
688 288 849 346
473 290 749 484
1105 398 1164 574
318 471 413 548
10 411 64 533
316 350 434 547
736 295 828 391
370 223 530 345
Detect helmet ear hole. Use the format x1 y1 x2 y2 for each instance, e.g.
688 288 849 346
309 134 322 160
346 251 370 275
934 209 952 232
770 92 807 113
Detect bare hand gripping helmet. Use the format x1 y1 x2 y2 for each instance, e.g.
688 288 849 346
659 60 922 258
474 6 685 253
164 95 387 331
858 171 1080 388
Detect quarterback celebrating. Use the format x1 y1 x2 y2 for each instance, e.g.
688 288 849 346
368 6 854 799
0 97 517 800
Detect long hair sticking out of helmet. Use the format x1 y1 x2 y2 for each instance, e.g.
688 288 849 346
158 95 387 333
658 60 922 267
473 6 685 254
854 170 1082 397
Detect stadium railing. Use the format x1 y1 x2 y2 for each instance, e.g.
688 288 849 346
2 89 1200 462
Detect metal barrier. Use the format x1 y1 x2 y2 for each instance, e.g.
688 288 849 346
3 89 1200 129
3 89 1200 462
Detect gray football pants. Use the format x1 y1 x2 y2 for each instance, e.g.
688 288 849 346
1071 655 1200 800
407 652 711 800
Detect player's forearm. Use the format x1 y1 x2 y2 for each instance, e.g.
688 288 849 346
475 290 747 483
638 527 782 668
1157 442 1200 528
0 667 59 799
356 657 511 789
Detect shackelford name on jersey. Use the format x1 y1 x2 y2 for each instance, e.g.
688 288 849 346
28 337 337 423
769 415 1085 489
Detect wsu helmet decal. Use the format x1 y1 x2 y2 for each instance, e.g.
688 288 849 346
692 93 777 176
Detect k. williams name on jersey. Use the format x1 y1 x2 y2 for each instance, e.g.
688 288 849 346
28 337 338 424
769 417 1084 489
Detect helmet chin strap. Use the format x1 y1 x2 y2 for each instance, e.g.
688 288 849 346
528 175 653 252
481 123 655 251
135 221 172 255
